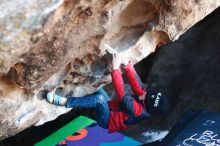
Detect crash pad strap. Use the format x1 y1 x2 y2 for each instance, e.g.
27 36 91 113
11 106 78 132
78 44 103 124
34 116 96 146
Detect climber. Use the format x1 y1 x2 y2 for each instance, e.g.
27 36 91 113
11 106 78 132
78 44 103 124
47 53 170 133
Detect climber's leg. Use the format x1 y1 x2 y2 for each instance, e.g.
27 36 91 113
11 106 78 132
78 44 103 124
47 89 110 128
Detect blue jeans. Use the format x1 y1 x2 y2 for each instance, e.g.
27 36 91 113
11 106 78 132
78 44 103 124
66 88 110 128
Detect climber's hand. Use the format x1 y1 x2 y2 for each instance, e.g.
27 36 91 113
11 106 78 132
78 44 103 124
112 53 122 70
120 52 129 66
139 91 147 100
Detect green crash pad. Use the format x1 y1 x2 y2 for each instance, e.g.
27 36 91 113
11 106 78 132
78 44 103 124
35 116 95 146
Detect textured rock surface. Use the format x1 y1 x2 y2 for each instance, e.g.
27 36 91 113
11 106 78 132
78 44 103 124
2 8 220 145
0 0 219 140
0 0 64 75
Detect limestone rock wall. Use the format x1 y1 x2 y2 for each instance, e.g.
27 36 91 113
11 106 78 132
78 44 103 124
0 0 64 75
0 0 219 140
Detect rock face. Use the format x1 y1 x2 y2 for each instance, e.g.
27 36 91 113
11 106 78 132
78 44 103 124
0 0 64 75
0 0 219 140
2 8 220 145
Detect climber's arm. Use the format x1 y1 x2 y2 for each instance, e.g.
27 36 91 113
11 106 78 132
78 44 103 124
124 63 145 96
111 53 125 102
111 69 125 103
